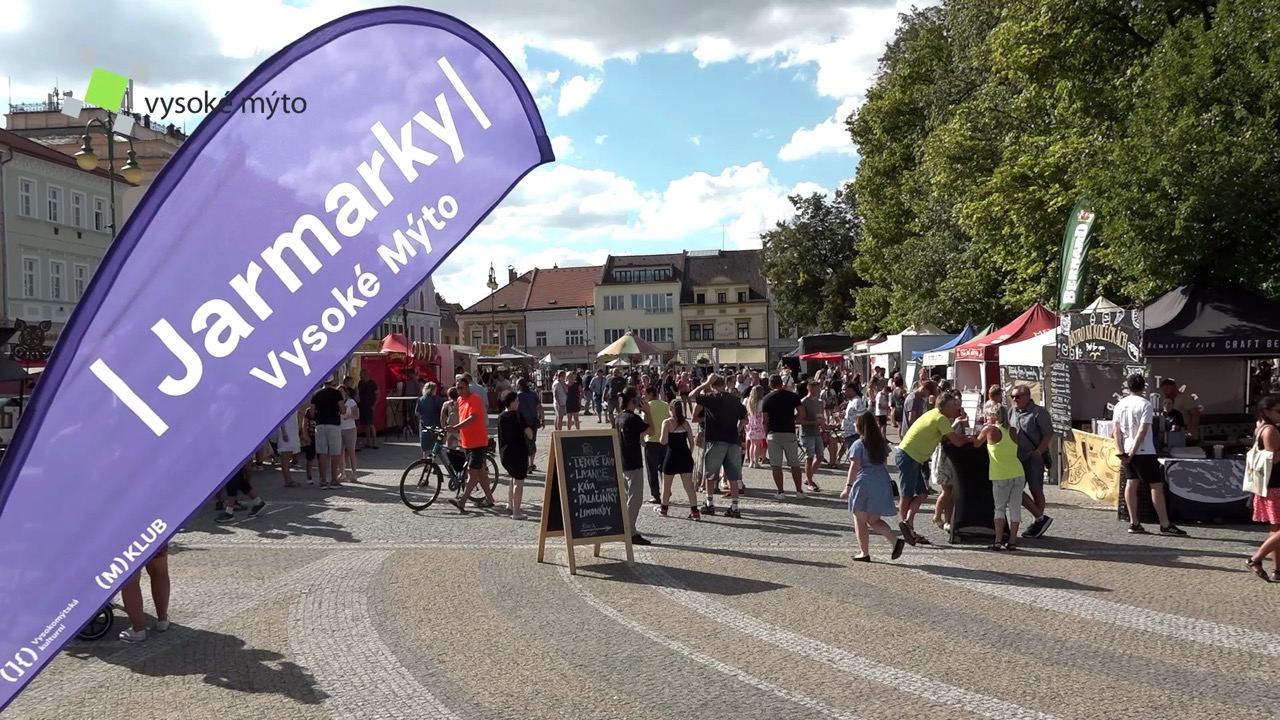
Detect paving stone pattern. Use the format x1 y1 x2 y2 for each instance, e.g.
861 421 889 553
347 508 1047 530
6 426 1280 719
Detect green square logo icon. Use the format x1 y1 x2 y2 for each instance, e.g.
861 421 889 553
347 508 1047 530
84 68 129 112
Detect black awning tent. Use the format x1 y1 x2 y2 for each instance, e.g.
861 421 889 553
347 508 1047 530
1143 284 1280 357
785 333 853 357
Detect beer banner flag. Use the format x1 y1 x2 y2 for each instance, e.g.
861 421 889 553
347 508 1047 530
1057 199 1097 312
0 8 552 707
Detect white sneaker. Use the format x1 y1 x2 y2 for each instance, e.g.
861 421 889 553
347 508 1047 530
775 492 786 499
154 619 170 632
119 627 147 643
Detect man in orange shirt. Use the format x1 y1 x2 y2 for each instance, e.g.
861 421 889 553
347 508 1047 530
448 374 496 512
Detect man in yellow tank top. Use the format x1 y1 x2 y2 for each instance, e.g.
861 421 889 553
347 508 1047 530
896 392 971 545
974 401 1025 550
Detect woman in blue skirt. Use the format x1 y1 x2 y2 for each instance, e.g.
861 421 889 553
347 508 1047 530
841 412 905 562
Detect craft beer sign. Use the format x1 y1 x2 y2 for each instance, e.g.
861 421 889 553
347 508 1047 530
1056 308 1143 365
0 8 553 709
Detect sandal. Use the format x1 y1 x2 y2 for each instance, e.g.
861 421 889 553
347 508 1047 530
1246 558 1270 581
990 543 1005 551
1004 543 1019 551
933 518 946 531
852 554 871 563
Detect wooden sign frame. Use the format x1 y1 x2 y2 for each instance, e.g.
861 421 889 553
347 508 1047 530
536 429 635 574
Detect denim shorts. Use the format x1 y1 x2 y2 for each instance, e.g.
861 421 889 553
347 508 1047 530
895 448 928 498
800 434 823 458
703 442 743 483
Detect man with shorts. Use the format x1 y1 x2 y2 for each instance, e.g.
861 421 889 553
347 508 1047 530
552 370 569 431
1113 374 1186 535
895 393 970 545
447 375 496 512
605 367 628 423
1009 384 1055 538
797 380 827 492
311 378 345 488
215 458 266 523
691 374 746 518
589 369 608 422
761 374 804 498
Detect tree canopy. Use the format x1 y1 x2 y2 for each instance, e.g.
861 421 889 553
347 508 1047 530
759 187 868 335
767 0 1280 334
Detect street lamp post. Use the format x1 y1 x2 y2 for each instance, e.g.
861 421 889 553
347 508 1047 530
73 114 144 239
486 263 498 349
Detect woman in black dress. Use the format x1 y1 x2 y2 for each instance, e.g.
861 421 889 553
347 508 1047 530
658 400 701 520
566 372 583 430
497 391 531 520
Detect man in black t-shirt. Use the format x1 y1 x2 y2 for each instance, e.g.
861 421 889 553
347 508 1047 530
605 368 628 423
691 373 747 518
311 378 345 487
357 369 379 449
614 387 652 546
760 374 804 497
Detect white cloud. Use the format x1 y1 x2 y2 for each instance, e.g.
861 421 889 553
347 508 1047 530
550 134 574 158
557 75 603 116
689 135 702 147
594 134 607 145
434 160 828 306
777 96 859 161
523 68 562 94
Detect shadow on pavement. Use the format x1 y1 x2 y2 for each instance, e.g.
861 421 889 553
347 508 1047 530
914 564 1112 592
661 542 845 569
577 559 790 596
68 626 328 705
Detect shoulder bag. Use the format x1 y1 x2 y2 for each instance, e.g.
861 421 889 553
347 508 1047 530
1244 434 1272 497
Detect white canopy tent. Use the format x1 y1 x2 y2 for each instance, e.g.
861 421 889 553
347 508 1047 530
998 329 1056 367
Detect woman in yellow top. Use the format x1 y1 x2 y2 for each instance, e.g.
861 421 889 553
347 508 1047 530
973 401 1025 550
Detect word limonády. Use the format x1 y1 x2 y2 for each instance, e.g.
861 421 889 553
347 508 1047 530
89 57 493 437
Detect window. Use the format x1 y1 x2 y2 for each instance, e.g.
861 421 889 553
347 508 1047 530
74 264 89 299
505 329 517 347
47 185 63 223
22 257 38 298
636 327 674 343
604 295 624 311
71 192 86 227
471 330 482 346
737 291 747 303
690 323 716 341
566 329 586 346
535 331 548 347
49 261 65 301
717 292 727 304
613 269 632 283
18 179 34 217
630 292 673 313
611 266 671 283
737 321 750 340
695 293 705 305
604 328 624 343
93 197 107 232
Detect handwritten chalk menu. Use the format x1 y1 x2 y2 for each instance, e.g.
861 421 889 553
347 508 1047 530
536 429 634 574
1048 361 1073 436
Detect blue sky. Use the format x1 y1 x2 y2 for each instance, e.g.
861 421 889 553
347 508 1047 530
0 0 919 305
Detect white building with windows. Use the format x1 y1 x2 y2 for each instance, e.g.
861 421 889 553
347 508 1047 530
593 253 684 359
0 129 130 345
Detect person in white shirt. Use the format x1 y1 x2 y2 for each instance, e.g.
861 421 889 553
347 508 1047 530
552 371 569 431
841 383 869 446
1112 374 1186 536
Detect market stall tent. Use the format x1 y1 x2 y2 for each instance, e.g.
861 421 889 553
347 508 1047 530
1143 284 1280 357
917 325 977 366
998 329 1056 368
953 304 1058 391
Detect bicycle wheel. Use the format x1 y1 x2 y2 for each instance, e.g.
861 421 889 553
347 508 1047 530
484 454 502 502
399 460 442 511
77 605 114 641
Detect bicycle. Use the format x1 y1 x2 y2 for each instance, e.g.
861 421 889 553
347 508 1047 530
399 427 501 511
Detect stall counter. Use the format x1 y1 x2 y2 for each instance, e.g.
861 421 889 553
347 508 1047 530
1157 457 1251 523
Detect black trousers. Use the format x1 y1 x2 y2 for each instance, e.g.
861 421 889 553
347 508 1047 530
644 442 665 499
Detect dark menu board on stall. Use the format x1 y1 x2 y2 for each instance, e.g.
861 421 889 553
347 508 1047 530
536 430 634 574
1056 308 1144 364
1000 365 1045 405
1048 361 1073 437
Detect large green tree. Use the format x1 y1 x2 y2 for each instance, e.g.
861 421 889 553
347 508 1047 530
847 0 1280 328
759 187 868 335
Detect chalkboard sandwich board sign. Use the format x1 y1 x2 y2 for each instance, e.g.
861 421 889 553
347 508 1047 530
536 429 634 574
1048 360 1074 438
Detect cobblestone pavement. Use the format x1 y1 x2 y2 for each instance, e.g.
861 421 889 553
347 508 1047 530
8 426 1280 720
